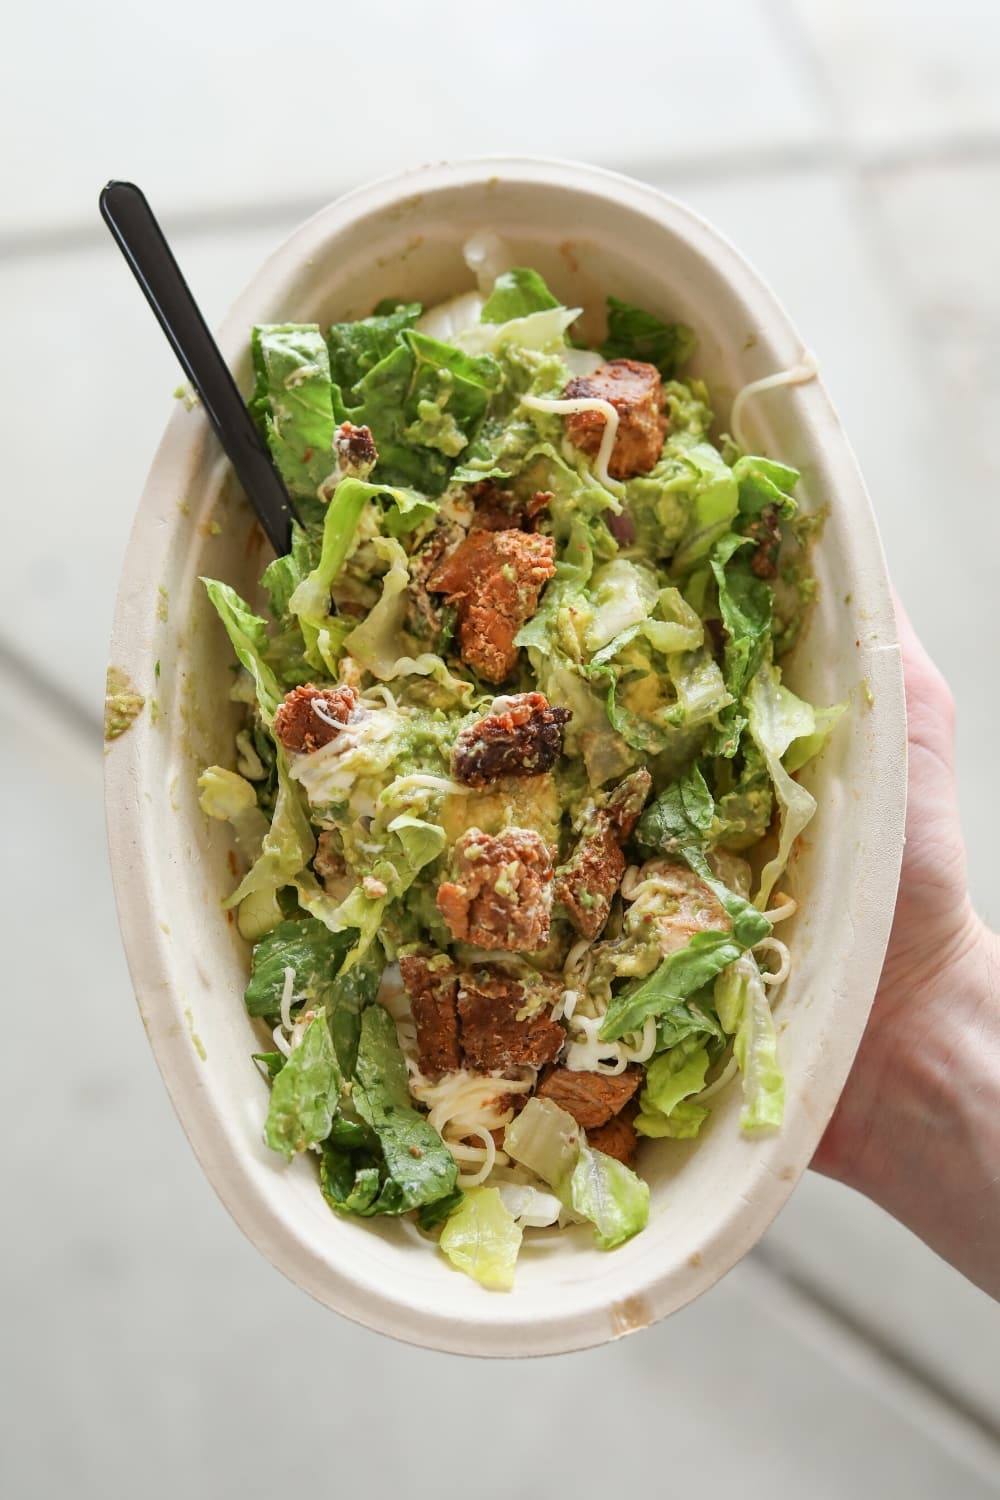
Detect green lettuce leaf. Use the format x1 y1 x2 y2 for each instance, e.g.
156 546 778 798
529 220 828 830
350 1006 458 1213
243 917 381 1074
584 558 660 653
250 324 336 498
260 512 323 620
287 478 429 674
339 331 501 495
438 1187 523 1290
503 1096 583 1188
634 1037 710 1139
224 755 315 932
634 1097 708 1139
784 700 847 775
710 532 774 756
319 1145 381 1216
600 296 695 380
198 766 269 852
341 535 411 679
481 268 559 323
326 303 422 399
747 663 818 907
245 919 350 1022
666 436 740 576
566 1147 649 1249
263 1012 343 1160
503 1097 648 1250
715 953 784 1132
655 994 725 1051
635 765 772 948
252 1051 285 1080
416 1188 464 1232
201 579 282 723
732 455 799 519
600 930 743 1040
711 744 774 850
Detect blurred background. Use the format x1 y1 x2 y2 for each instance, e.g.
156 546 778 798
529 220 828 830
4 1 1000 1494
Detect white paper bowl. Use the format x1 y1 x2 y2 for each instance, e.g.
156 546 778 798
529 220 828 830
105 158 906 1357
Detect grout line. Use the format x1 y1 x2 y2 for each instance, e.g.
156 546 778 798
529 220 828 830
751 1240 1000 1456
0 637 103 749
0 149 831 260
0 146 845 261
6 134 1000 263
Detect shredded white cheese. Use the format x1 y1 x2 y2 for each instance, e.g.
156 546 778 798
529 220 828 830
729 352 818 453
521 394 623 495
279 966 297 1033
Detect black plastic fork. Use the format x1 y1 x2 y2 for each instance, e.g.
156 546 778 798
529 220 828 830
99 179 295 555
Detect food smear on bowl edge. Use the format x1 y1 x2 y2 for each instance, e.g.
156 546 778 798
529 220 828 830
196 240 845 1291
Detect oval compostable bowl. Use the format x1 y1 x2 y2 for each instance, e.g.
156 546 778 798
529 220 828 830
104 157 906 1357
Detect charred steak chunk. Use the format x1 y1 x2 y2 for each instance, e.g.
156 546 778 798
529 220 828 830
535 1067 641 1130
554 823 625 941
456 969 565 1071
398 953 461 1077
452 692 571 788
436 826 554 952
605 767 652 842
399 955 565 1077
272 684 358 754
427 528 556 684
563 358 667 479
555 769 652 939
588 1104 639 1166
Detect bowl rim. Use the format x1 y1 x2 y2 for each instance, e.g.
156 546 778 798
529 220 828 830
104 155 906 1356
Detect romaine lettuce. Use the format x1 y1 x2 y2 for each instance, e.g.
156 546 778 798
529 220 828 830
634 1036 711 1140
635 764 772 947
350 1006 458 1213
326 303 422 400
439 1187 523 1290
201 579 283 724
263 1011 343 1160
250 324 336 498
600 296 695 380
503 1097 648 1249
567 1147 650 1249
715 953 784 1132
481 268 559 323
747 662 818 907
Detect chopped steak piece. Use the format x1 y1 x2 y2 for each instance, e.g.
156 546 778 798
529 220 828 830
555 769 653 937
536 1067 640 1129
452 692 571 788
588 1104 639 1166
436 827 554 951
456 969 565 1071
334 421 378 478
604 767 652 842
272 684 358 754
563 358 667 479
745 504 782 579
469 479 552 533
555 822 624 940
427 528 556 683
399 953 461 1077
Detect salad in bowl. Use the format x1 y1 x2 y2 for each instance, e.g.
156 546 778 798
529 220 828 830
196 244 841 1291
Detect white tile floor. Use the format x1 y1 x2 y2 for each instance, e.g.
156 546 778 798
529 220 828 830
3 3 1000 1495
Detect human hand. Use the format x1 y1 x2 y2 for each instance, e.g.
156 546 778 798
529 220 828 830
812 599 1000 1299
